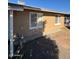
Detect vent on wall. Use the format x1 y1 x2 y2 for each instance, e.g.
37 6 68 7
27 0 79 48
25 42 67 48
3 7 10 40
18 0 25 5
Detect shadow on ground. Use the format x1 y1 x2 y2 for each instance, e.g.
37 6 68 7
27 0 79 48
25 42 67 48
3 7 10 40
19 36 59 59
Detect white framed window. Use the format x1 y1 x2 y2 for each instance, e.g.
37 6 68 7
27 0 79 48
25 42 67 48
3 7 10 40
29 12 43 29
55 16 61 25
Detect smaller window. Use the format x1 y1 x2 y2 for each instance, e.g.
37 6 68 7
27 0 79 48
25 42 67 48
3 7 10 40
55 16 61 25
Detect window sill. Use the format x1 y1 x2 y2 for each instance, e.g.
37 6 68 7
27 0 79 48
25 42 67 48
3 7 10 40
29 26 43 30
54 23 61 25
29 27 37 30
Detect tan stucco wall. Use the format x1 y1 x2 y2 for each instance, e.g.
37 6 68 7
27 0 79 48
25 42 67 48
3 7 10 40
43 12 65 35
13 9 65 40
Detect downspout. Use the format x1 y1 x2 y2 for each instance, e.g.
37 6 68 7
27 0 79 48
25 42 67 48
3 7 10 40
9 10 14 58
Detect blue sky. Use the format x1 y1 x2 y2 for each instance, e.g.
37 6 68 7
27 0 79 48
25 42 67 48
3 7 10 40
8 0 70 13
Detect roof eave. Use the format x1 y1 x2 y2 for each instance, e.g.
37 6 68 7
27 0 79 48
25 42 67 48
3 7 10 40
8 3 70 15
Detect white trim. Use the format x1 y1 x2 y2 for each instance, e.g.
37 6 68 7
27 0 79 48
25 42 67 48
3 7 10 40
8 6 24 11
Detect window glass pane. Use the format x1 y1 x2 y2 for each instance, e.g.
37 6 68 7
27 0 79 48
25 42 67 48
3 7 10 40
37 13 43 28
55 16 60 24
55 17 58 23
31 13 37 27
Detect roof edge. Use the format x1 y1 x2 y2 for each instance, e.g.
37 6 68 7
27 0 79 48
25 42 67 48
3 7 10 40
8 3 70 15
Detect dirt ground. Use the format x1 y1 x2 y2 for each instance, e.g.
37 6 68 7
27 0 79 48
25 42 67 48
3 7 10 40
47 27 70 59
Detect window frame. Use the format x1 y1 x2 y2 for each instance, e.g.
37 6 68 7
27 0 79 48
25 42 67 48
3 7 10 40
55 15 61 25
29 12 43 30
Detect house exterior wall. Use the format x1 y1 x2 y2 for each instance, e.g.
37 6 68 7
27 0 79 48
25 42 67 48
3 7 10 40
13 10 43 41
13 9 65 41
43 13 65 35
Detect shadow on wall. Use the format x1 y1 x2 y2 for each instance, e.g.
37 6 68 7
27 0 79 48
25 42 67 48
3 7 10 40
19 36 59 59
